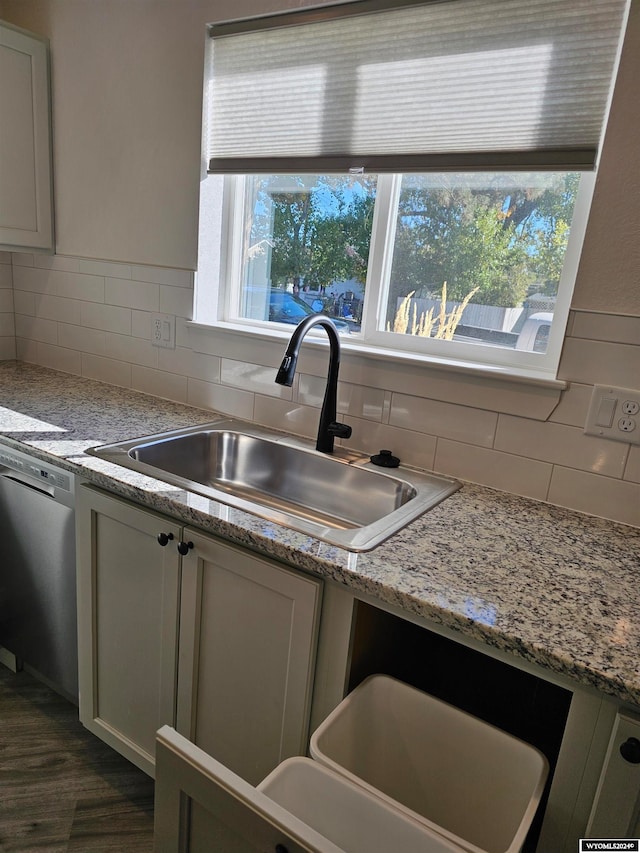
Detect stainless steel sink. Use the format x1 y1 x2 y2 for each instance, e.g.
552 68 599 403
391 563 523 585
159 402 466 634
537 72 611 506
87 419 460 552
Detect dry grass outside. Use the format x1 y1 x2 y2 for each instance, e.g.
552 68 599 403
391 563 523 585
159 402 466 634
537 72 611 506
388 283 480 340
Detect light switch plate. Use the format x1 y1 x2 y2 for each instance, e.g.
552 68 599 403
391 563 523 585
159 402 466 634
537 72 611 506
584 385 640 445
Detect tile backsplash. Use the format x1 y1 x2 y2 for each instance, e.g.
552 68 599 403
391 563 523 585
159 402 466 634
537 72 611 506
7 251 640 527
0 253 15 360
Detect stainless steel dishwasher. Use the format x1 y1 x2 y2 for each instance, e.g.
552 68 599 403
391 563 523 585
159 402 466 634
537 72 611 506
0 446 77 701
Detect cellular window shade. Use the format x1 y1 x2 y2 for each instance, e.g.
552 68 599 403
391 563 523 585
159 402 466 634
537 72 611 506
206 0 627 174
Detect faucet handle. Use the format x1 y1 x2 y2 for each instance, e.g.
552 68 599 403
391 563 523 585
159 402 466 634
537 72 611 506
328 421 352 439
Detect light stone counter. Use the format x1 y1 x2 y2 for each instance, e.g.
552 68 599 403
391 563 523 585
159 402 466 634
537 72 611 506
1 361 639 706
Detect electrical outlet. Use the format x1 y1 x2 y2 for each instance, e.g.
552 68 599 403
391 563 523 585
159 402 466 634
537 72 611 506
584 385 640 445
151 313 175 349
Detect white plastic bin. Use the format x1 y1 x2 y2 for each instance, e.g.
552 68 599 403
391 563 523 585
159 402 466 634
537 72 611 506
259 756 465 853
310 674 549 853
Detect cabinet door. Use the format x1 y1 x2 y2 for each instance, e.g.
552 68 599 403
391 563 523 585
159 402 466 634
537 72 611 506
177 530 322 786
154 726 339 853
587 710 640 836
76 485 182 777
0 23 54 251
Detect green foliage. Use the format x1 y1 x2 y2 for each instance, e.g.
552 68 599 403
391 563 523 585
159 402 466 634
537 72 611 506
388 173 578 316
246 173 578 320
251 176 375 291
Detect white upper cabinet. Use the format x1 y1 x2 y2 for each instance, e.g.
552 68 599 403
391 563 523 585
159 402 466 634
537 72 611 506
0 22 54 251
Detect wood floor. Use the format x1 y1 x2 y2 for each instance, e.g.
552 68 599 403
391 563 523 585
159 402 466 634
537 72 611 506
0 665 154 853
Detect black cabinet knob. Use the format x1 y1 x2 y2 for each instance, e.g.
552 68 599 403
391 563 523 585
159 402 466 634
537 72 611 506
275 845 288 853
177 540 194 556
157 532 174 546
620 736 640 764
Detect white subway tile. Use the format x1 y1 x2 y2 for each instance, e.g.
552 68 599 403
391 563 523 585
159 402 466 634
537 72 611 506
625 446 640 484
548 382 593 427
495 414 628 477
14 315 58 345
298 373 386 421
0 290 14 312
105 333 159 369
158 346 203 379
130 265 193 287
132 365 187 404
187 378 254 419
187 351 221 384
0 265 12 287
105 277 159 311
35 294 82 325
131 309 151 340
81 354 132 388
0 338 16 359
13 291 34 315
334 350 429 396
78 259 132 279
34 255 80 272
390 392 498 448
13 266 105 303
222 359 292 400
36 343 82 376
0 251 12 264
548 467 640 527
16 337 38 362
12 266 54 294
0 314 15 336
435 439 552 501
81 302 131 335
175 316 191 349
338 378 386 421
382 391 392 424
346 417 437 471
160 284 193 319
189 324 286 368
558 337 640 388
58 323 107 356
571 311 640 346
55 270 105 303
10 253 34 267
253 395 318 440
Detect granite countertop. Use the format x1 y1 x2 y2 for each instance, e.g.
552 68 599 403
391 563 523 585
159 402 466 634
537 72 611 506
1 361 639 706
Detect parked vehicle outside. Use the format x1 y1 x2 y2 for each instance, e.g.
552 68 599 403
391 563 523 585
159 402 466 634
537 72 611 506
514 312 552 353
265 289 351 333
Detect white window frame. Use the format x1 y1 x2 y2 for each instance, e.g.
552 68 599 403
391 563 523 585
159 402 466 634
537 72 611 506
193 168 596 384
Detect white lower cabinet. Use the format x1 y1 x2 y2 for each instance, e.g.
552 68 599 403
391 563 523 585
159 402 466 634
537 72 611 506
76 485 322 780
76 485 181 775
587 709 640 836
176 527 322 786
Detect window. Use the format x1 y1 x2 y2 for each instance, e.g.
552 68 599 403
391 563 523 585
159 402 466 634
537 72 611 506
195 0 628 381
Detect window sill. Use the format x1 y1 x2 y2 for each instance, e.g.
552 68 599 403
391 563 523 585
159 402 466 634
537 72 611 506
188 319 567 390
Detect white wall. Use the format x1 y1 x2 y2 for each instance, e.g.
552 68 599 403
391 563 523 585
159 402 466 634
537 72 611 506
572 0 640 315
1 0 639 527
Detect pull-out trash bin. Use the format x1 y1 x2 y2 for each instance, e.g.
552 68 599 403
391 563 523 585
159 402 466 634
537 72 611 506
310 674 549 853
259 756 466 852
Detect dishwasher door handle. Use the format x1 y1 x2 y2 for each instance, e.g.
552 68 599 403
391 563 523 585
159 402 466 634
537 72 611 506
0 471 56 500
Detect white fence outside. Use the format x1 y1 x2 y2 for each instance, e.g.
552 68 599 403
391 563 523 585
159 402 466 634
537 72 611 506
406 298 524 332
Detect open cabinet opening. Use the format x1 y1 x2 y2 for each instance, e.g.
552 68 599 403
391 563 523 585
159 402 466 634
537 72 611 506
348 601 573 852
